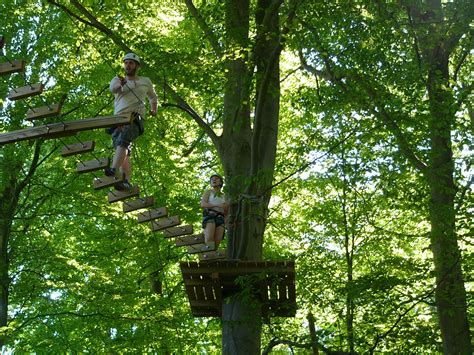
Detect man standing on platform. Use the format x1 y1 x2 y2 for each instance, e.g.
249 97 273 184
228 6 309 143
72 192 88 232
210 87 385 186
105 52 158 190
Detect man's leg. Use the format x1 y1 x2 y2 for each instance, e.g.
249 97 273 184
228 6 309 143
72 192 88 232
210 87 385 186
111 145 127 172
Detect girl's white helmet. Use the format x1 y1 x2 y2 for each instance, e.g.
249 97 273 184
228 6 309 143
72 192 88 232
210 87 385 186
123 53 140 64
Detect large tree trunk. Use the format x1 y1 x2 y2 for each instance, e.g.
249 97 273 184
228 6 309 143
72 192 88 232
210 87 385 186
426 48 471 354
220 0 281 353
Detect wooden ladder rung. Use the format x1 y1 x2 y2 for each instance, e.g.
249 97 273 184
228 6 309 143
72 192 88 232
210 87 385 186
76 157 109 174
151 215 181 232
27 103 62 120
123 196 154 213
199 249 227 261
61 141 95 157
0 59 25 76
137 207 168 223
187 243 216 254
163 224 193 238
108 186 140 203
176 233 205 247
8 83 44 100
92 175 123 190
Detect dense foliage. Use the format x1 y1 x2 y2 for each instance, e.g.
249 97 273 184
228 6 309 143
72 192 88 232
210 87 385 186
0 0 472 352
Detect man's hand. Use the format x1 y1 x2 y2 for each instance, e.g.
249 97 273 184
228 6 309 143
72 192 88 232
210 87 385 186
149 109 157 117
117 75 127 86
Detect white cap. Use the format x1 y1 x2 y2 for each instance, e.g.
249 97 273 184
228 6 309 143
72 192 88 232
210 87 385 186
123 52 140 64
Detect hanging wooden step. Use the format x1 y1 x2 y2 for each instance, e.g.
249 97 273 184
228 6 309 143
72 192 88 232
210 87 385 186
137 207 168 223
76 157 109 174
163 224 193 238
199 249 227 261
151 215 181 232
123 196 154 213
108 186 140 203
188 243 216 254
176 233 205 247
61 141 95 157
0 59 25 76
92 175 123 190
8 83 44 100
27 103 62 121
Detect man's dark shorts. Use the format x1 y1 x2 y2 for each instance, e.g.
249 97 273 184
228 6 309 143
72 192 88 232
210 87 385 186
111 113 144 152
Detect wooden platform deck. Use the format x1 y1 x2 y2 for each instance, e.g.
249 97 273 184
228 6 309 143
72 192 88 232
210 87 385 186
180 260 296 318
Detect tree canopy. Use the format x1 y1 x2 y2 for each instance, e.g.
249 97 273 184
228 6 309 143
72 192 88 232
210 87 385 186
0 0 472 353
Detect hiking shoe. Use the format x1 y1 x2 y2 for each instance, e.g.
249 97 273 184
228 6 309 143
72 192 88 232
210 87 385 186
104 167 116 177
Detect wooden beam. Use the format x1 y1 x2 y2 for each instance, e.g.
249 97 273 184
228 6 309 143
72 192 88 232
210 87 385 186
0 35 4 49
8 83 44 100
163 224 193 238
61 141 95 157
137 207 168 223
150 215 181 232
0 59 25 76
123 196 154 213
27 103 62 121
175 233 205 247
0 113 132 146
108 186 140 203
187 243 215 254
199 249 226 261
92 175 123 190
76 157 109 174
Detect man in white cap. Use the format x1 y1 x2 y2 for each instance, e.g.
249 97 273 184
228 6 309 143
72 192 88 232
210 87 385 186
105 52 158 190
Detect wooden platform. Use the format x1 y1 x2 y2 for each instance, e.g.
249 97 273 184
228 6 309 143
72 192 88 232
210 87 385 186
180 260 296 318
0 113 132 145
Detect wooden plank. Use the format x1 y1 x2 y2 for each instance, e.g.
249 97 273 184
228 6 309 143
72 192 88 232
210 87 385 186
187 243 215 254
108 186 140 203
0 113 132 146
76 157 109 174
162 224 193 238
150 215 181 232
8 83 43 100
0 59 25 76
175 233 205 247
26 103 62 120
123 196 155 213
93 175 123 190
0 35 4 49
137 207 168 223
199 249 226 261
61 141 95 157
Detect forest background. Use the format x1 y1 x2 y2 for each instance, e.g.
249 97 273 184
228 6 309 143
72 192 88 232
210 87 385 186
0 0 472 353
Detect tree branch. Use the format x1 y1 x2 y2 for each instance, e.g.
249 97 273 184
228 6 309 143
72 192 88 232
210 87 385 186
184 0 223 58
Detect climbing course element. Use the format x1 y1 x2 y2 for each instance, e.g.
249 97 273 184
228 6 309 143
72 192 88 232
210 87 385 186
0 59 25 76
150 215 181 232
180 260 296 317
76 157 109 173
0 113 133 145
8 83 44 100
123 196 155 213
61 141 95 157
108 186 140 203
162 224 193 238
137 207 168 223
199 249 226 261
175 233 205 247
93 175 124 190
187 243 216 254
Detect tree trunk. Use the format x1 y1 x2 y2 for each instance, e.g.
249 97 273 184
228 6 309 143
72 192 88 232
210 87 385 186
220 0 281 353
426 49 472 354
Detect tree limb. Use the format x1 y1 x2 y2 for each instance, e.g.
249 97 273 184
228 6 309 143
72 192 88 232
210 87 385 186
184 0 223 58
